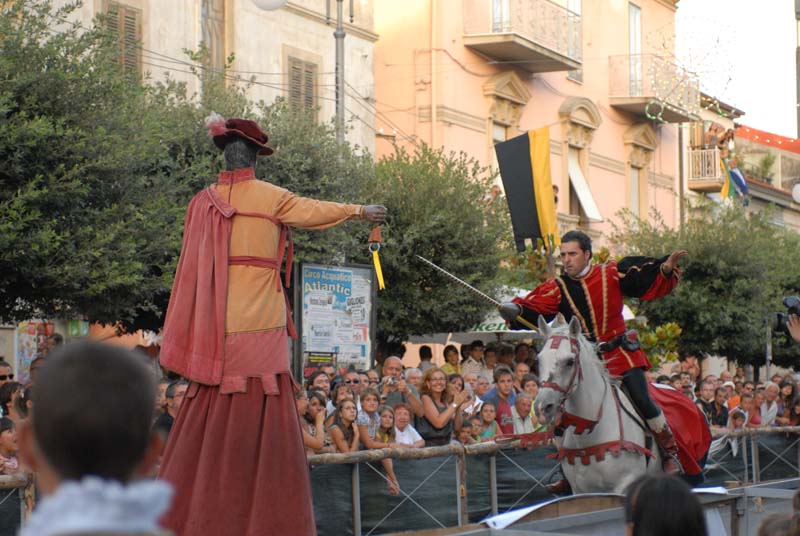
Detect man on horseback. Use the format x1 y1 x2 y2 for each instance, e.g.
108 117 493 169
500 230 688 489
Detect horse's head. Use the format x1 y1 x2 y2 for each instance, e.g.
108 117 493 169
534 314 584 425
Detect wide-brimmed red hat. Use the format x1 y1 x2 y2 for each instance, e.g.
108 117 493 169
205 113 274 155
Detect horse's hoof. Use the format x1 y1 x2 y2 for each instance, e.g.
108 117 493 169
545 479 572 494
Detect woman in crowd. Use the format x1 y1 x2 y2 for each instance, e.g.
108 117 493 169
326 383 356 425
775 381 797 426
417 368 470 446
394 403 425 448
13 385 31 420
0 381 21 421
0 417 18 475
376 406 396 445
749 391 765 427
296 390 326 455
513 362 530 394
328 399 360 453
440 345 462 376
307 370 331 397
478 402 499 440
356 390 400 494
448 374 464 394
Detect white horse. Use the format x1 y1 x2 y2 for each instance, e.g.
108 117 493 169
534 315 661 494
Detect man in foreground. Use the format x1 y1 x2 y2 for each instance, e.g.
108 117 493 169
18 342 170 535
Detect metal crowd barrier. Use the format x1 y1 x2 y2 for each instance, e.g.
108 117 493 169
0 474 32 535
309 427 800 536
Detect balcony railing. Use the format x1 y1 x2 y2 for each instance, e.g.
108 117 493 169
608 54 700 123
463 0 581 73
688 147 724 192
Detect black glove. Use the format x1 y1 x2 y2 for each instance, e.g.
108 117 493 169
499 302 522 322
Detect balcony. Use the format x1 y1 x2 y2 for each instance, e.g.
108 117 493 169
688 148 724 192
462 0 581 73
608 54 700 123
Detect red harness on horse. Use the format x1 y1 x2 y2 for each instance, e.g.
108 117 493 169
541 334 654 465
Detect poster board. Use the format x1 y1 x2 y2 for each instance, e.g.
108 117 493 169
15 320 54 384
300 263 374 375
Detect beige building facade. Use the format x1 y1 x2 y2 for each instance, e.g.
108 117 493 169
56 0 378 153
374 0 700 244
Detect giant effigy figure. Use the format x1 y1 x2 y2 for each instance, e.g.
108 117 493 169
157 114 386 535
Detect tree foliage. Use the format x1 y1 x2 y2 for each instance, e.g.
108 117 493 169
610 203 800 368
0 1 512 345
360 145 510 350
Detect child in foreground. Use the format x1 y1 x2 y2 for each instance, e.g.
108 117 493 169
18 342 171 536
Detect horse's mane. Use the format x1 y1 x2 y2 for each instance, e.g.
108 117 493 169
545 321 621 387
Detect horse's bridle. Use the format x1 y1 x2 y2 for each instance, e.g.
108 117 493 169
540 334 608 435
540 334 583 399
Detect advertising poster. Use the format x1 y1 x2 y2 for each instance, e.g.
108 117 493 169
16 320 54 384
301 264 373 372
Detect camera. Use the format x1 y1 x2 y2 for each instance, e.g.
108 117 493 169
771 296 800 335
386 377 398 387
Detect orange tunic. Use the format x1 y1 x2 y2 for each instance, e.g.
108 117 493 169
160 167 364 394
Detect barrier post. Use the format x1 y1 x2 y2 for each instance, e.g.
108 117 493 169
456 452 469 526
489 453 498 516
750 435 761 484
351 463 361 536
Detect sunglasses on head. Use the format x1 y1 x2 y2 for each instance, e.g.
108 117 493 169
0 374 13 381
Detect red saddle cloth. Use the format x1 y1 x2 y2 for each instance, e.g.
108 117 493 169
649 383 711 475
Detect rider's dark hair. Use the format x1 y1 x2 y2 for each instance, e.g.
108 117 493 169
625 474 707 536
560 230 592 257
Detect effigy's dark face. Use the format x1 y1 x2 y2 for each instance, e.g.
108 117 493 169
224 138 259 170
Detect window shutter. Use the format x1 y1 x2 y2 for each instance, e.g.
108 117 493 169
288 56 318 120
122 8 140 75
302 62 316 113
289 57 303 109
106 2 141 77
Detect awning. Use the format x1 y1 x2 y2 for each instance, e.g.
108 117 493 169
567 148 603 221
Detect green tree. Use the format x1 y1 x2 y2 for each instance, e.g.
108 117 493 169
358 144 510 351
0 0 222 330
610 203 800 369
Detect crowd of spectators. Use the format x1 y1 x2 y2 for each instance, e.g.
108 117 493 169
295 341 548 488
652 359 800 432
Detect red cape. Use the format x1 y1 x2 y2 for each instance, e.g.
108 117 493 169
649 383 711 475
160 188 233 385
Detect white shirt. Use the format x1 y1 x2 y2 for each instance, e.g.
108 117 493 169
761 400 778 426
395 424 424 446
511 406 534 434
461 358 486 379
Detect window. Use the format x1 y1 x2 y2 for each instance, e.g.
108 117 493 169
288 56 318 119
629 167 640 217
567 0 582 83
628 3 642 96
106 2 141 77
492 0 510 32
567 147 602 221
201 0 226 72
491 121 508 173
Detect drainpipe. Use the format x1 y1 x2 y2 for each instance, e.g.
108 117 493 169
430 0 437 148
678 126 685 228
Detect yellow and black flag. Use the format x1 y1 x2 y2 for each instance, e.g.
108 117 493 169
495 127 559 252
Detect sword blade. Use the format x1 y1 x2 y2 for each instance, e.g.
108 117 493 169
415 255 501 307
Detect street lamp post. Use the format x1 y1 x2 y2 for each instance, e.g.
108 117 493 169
330 0 346 146
796 0 800 137
252 0 350 146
